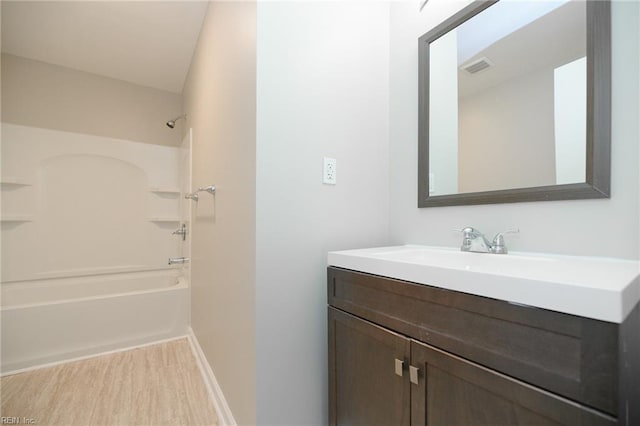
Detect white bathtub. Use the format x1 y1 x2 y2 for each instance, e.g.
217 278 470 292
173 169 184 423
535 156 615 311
1 269 189 374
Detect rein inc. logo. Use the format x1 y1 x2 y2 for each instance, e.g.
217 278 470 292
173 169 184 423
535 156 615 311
1 418 36 425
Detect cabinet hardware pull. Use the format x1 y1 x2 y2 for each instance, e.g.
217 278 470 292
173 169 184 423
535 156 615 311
394 359 404 377
409 365 419 385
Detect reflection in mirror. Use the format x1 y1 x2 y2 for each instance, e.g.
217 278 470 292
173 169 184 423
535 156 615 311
419 0 610 207
431 0 585 195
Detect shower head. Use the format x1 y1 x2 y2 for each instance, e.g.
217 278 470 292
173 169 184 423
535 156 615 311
166 114 186 129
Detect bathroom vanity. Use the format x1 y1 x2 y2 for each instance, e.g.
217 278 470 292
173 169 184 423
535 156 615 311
327 246 640 426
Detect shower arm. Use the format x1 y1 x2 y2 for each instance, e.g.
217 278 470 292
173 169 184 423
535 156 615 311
185 185 216 202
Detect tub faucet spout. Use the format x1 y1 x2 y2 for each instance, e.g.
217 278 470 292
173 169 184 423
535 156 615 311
168 257 190 265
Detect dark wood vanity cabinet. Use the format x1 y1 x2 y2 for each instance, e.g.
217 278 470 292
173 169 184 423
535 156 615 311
328 267 639 426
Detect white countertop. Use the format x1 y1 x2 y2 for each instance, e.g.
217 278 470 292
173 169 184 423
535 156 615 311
327 245 640 323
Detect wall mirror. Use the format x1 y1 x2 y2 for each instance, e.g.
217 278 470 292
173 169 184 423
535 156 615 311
418 0 610 207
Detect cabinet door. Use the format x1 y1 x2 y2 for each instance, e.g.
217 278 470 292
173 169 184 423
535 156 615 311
329 307 410 426
410 341 616 426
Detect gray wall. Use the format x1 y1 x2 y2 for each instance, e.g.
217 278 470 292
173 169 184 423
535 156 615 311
255 2 390 424
1 54 182 146
389 0 640 260
182 2 258 424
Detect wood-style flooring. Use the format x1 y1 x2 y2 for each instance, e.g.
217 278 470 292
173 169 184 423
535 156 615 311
0 338 218 425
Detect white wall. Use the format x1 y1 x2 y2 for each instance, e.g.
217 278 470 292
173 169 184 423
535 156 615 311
182 2 257 425
1 54 183 147
389 0 640 260
255 2 390 424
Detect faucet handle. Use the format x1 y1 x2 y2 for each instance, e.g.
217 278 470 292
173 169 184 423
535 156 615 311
453 227 478 236
491 229 519 254
494 229 519 237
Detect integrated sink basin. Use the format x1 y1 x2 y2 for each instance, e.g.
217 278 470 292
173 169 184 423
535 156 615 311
328 245 640 323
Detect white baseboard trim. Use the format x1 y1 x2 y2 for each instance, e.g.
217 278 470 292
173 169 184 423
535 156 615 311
187 327 236 426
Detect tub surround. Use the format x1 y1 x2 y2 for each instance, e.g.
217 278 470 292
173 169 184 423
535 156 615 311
328 245 640 323
0 123 191 374
1 123 185 283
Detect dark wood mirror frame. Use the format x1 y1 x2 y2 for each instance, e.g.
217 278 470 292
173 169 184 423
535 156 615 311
418 0 611 208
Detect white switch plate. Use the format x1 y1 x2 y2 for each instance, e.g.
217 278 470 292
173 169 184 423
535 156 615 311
323 157 337 185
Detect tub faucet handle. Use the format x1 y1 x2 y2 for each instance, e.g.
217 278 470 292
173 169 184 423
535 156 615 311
172 224 187 241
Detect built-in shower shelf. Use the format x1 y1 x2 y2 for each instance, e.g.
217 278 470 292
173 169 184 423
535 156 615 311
1 178 32 187
1 215 35 222
149 187 181 195
148 217 181 223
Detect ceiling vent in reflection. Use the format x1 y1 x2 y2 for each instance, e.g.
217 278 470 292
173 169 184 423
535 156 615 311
461 57 494 75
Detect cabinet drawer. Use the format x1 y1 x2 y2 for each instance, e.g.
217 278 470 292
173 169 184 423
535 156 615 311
327 267 618 415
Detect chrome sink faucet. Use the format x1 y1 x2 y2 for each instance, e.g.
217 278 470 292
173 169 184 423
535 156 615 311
460 227 492 253
458 227 519 254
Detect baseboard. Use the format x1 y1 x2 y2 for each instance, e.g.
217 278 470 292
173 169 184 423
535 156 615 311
187 327 237 426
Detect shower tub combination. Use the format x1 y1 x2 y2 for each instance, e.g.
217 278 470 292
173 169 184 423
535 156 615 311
1 269 189 374
1 125 192 375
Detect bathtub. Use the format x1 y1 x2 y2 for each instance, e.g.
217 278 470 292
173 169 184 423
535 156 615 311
1 269 189 374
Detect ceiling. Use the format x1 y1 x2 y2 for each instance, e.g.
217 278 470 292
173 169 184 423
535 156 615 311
456 0 569 66
1 1 208 94
458 0 585 98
